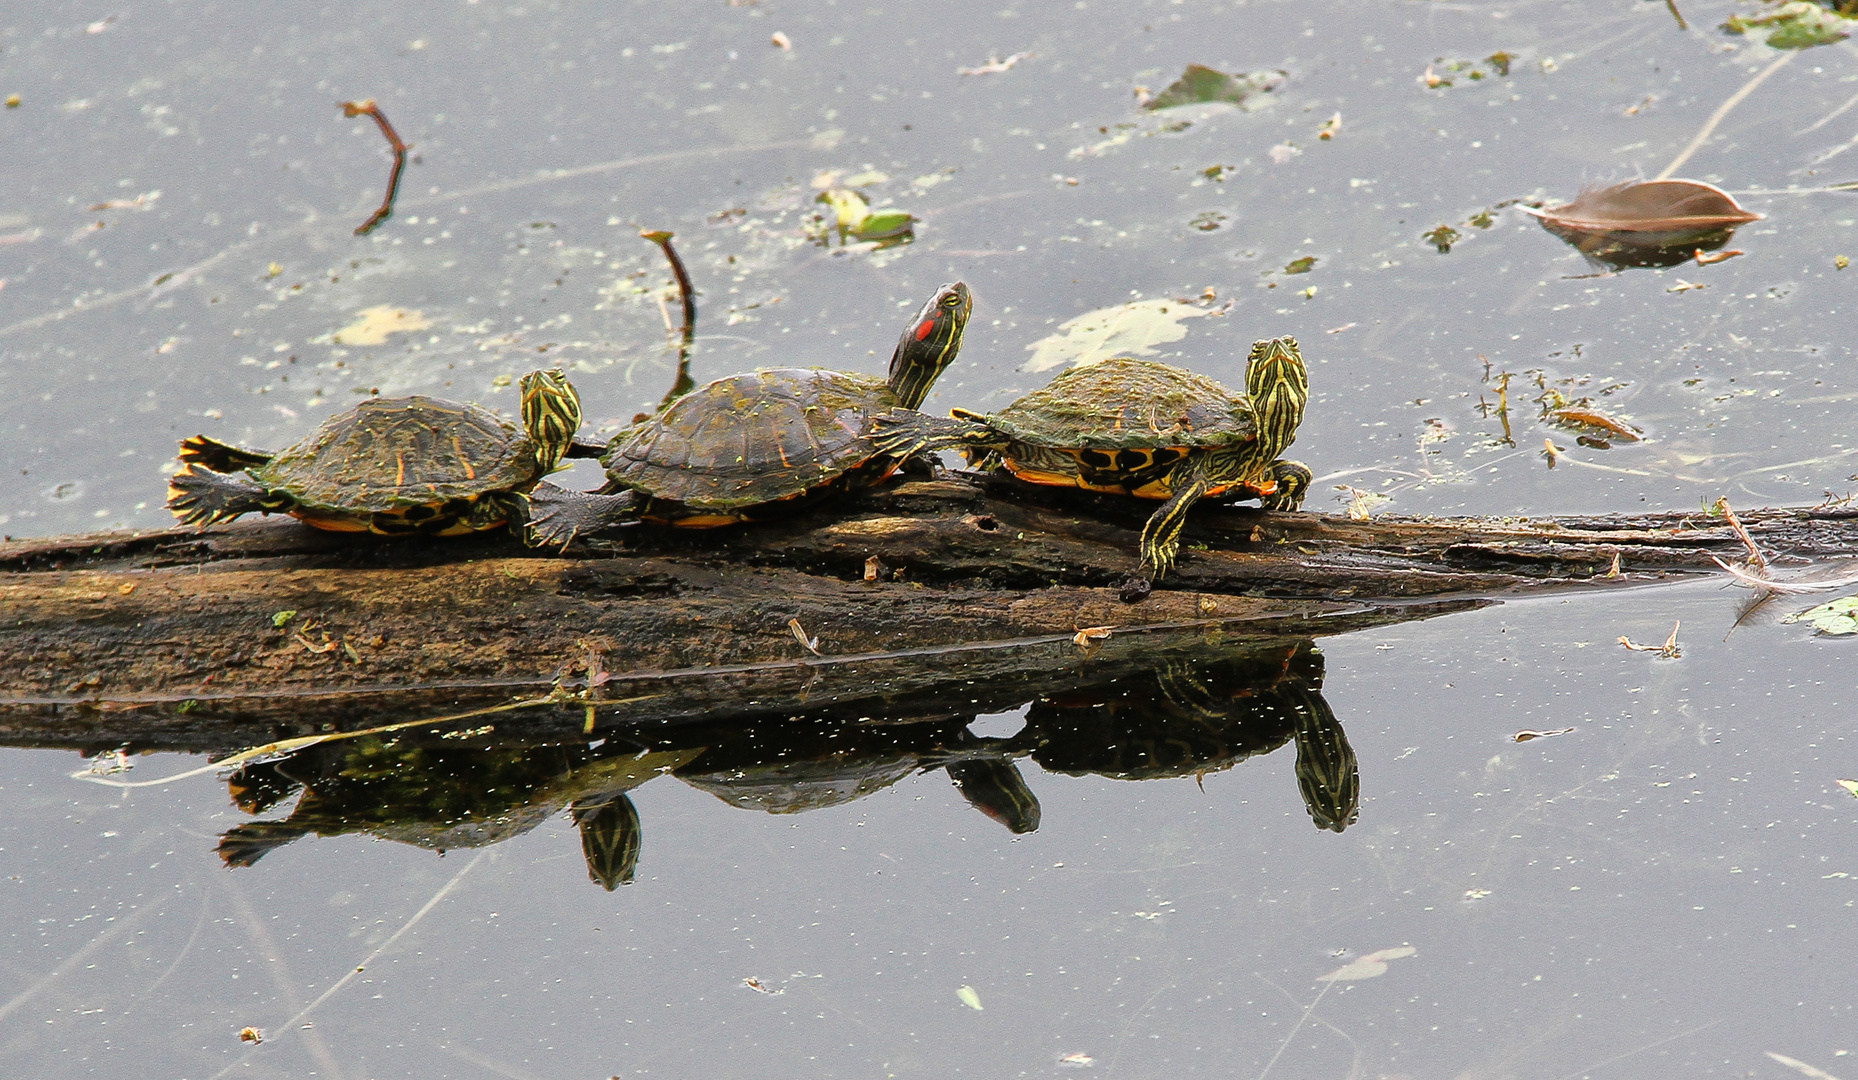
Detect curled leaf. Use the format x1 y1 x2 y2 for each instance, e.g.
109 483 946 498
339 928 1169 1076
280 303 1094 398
1550 407 1641 442
1519 179 1761 268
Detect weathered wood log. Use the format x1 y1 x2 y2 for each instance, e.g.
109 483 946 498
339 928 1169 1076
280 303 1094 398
2 472 1852 743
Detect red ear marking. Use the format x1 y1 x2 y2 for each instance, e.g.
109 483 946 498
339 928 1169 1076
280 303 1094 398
914 318 937 341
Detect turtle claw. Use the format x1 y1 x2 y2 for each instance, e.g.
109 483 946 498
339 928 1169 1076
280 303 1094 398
1118 575 1153 603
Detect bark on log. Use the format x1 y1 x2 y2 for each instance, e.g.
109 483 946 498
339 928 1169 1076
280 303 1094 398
2 472 1852 744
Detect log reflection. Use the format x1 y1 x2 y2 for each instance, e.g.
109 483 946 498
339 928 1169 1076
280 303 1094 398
212 637 1357 886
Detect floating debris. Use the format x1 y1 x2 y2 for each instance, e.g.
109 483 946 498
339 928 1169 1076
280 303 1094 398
1618 620 1681 658
958 51 1031 76
1140 64 1284 111
1513 727 1575 742
1519 179 1761 269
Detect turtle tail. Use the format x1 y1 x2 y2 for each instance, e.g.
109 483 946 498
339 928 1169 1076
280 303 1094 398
166 465 285 527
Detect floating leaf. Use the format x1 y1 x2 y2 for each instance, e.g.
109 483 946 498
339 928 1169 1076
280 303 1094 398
1518 179 1762 268
1423 225 1460 253
1283 255 1317 274
329 305 433 346
852 209 914 241
1781 594 1858 635
1836 779 1858 798
956 985 984 1010
1021 299 1209 373
1316 945 1416 982
1142 63 1284 111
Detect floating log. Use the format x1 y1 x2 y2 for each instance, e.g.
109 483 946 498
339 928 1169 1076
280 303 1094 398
2 472 1852 745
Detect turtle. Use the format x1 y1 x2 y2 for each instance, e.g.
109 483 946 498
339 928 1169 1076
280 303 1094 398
165 368 581 537
870 337 1310 598
522 281 971 544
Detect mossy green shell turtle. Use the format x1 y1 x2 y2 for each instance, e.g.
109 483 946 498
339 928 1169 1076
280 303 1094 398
166 369 581 537
871 337 1310 598
524 282 971 544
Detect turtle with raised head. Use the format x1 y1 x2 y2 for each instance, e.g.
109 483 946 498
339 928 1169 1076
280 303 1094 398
871 337 1309 598
523 281 971 544
166 368 581 536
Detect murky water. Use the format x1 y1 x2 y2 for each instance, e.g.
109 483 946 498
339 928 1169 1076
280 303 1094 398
3 0 1855 1077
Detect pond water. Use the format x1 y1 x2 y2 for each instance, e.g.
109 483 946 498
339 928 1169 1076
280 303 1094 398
2 0 1855 1077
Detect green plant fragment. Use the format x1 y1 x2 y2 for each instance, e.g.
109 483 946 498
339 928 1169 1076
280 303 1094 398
1781 594 1858 634
852 209 914 240
271 610 298 628
956 985 984 1010
1424 225 1461 253
1143 63 1284 110
1722 2 1852 48
1283 255 1317 274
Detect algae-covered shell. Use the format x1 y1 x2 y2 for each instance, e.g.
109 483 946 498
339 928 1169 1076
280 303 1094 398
978 358 1257 450
604 368 899 508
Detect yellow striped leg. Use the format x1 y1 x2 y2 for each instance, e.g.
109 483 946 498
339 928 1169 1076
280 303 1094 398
1137 456 1213 582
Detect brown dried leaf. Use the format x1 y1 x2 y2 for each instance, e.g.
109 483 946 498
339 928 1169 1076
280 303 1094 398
1550 407 1641 442
1519 179 1760 235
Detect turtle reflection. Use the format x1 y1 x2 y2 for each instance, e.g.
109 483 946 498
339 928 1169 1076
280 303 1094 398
213 638 1357 887
1013 640 1358 832
217 738 697 890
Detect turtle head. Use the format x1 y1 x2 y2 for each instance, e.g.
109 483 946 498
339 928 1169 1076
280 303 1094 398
1243 336 1308 463
886 281 972 410
520 368 583 471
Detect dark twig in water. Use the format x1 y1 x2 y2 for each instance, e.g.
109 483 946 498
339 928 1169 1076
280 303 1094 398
1663 0 1687 30
341 100 409 236
640 229 698 412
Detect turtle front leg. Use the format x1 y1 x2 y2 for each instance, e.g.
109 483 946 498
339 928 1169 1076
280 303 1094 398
166 465 293 527
1123 457 1214 602
521 482 639 548
1260 459 1312 511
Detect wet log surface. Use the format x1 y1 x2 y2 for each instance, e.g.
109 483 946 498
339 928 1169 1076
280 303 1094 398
3 471 1853 746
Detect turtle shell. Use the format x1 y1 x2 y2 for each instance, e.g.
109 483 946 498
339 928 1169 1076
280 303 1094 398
605 368 896 508
253 395 540 513
979 358 1256 449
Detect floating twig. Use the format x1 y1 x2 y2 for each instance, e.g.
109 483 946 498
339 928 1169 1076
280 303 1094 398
341 100 409 236
1619 620 1681 657
640 229 697 412
1662 0 1687 31
1513 727 1574 742
957 51 1032 76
